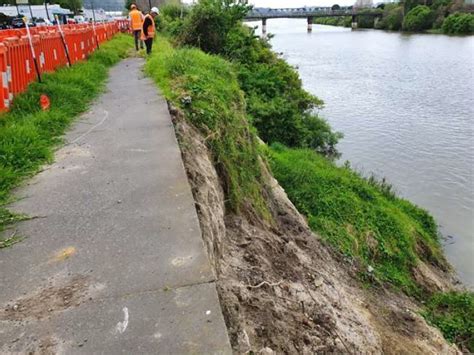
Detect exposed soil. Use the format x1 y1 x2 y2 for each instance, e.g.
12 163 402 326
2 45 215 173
170 104 460 354
0 274 89 322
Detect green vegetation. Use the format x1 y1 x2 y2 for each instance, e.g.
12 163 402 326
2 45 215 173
423 291 474 352
314 16 351 27
145 37 269 217
164 0 342 156
375 3 404 31
149 0 469 348
315 0 473 34
442 12 474 34
403 5 434 32
267 144 447 294
0 35 132 237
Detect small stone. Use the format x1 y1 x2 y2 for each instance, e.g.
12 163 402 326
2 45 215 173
367 265 374 273
259 347 275 355
314 277 324 287
117 200 122 204
205 310 211 316
12 304 18 311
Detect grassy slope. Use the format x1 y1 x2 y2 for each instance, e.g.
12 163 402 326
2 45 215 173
146 35 472 351
0 34 132 239
423 291 474 352
145 36 269 218
268 144 474 351
267 144 447 295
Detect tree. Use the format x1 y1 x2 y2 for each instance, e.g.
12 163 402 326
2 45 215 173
403 5 434 31
331 4 341 10
442 12 474 34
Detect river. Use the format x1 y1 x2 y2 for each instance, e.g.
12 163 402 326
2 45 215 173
248 19 474 287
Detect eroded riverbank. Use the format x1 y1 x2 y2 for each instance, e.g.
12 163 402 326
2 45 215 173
249 19 474 287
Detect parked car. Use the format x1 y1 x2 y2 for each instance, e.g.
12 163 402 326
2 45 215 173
11 17 25 28
11 17 36 28
74 16 86 24
35 18 52 27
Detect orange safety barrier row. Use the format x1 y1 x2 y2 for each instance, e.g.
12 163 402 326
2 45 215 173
0 21 121 112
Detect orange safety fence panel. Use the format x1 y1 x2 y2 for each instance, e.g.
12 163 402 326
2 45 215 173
0 21 122 112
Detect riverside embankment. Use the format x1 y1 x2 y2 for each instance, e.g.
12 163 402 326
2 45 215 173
0 2 472 352
151 1 473 352
253 19 474 288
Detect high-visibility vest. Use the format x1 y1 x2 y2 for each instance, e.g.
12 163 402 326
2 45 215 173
129 9 143 31
141 14 155 40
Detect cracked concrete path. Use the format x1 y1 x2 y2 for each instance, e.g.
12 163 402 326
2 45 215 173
0 58 231 354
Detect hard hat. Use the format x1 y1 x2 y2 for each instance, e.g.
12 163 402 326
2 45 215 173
151 7 159 14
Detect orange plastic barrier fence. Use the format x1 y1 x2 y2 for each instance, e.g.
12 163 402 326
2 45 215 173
0 21 123 112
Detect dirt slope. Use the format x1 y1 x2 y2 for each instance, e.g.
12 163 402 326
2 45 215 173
169 105 459 354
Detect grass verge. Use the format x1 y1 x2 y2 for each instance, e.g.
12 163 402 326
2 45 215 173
145 36 269 218
0 34 132 239
267 143 448 295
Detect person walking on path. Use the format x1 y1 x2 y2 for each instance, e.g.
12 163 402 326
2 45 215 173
141 7 159 55
129 4 144 51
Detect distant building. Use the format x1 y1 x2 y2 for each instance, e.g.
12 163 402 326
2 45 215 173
83 0 124 12
0 4 72 20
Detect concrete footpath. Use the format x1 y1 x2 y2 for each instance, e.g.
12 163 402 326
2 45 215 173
0 58 231 354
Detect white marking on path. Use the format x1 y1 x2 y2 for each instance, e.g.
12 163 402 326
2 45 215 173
70 110 110 144
115 307 129 334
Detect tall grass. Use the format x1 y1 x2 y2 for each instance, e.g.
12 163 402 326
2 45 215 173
145 36 269 218
0 34 133 234
268 143 448 295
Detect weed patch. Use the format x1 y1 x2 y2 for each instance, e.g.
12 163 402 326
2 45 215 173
422 291 474 352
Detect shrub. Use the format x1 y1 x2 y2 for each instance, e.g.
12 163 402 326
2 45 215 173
158 3 189 36
403 5 434 31
442 12 474 34
177 0 250 55
379 4 404 30
174 0 342 155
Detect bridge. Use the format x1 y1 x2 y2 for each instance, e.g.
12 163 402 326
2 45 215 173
245 7 383 33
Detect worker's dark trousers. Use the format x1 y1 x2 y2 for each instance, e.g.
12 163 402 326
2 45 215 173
133 30 143 51
145 38 153 55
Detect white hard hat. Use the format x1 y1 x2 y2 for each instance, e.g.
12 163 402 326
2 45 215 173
151 7 159 14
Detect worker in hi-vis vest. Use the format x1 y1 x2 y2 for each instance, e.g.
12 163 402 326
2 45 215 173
129 4 144 51
141 7 159 55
